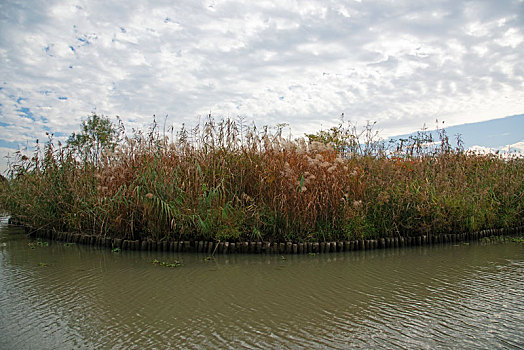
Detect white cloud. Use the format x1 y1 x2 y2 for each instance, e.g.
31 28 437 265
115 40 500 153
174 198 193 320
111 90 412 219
0 0 523 171
468 141 524 158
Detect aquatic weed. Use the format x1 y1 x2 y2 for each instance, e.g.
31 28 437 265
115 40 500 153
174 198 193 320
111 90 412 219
507 236 524 244
28 239 49 249
152 258 182 268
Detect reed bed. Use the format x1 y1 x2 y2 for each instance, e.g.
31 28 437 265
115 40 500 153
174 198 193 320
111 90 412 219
1 115 523 243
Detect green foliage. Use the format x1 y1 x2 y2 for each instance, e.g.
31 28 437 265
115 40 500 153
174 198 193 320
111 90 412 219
152 258 182 268
508 236 524 244
28 239 49 249
1 114 523 244
305 117 383 157
67 114 123 165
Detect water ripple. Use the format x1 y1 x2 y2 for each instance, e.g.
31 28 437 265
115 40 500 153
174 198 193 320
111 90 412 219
1 226 523 349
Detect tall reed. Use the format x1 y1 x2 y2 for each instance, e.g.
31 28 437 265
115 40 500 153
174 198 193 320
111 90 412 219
1 114 522 242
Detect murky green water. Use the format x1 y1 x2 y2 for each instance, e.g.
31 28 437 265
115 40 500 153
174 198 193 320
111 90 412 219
1 218 523 349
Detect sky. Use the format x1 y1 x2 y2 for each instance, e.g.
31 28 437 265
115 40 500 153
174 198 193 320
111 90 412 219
0 0 523 174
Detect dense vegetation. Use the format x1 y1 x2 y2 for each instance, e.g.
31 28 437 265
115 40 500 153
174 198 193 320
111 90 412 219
1 114 523 243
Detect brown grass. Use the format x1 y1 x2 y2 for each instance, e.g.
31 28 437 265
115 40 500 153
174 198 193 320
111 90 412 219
1 115 523 242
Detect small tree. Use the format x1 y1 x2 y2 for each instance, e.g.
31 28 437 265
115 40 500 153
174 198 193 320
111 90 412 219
67 114 123 165
305 115 382 157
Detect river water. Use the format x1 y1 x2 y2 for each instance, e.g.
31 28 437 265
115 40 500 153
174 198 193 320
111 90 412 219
1 218 523 349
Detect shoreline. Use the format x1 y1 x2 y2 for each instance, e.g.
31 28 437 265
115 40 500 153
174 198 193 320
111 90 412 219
12 218 524 255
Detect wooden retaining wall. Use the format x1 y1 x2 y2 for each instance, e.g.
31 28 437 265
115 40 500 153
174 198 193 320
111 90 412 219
15 221 524 255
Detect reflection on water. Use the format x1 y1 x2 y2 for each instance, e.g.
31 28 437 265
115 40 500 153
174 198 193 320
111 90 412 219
1 219 523 349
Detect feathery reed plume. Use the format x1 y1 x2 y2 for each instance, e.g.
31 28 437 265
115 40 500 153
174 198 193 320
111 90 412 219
1 113 522 243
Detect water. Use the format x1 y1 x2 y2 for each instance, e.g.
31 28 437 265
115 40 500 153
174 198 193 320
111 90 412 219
1 219 523 349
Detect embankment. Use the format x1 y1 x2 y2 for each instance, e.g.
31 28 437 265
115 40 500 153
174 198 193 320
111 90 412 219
15 218 524 254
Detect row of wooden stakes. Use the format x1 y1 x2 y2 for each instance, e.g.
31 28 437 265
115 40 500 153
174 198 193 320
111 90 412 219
23 225 524 254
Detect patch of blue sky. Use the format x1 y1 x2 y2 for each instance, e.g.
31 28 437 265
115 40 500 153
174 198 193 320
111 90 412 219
69 65 73 69
16 97 25 104
58 96 68 100
18 107 35 121
0 122 10 127
0 139 20 149
77 37 90 46
120 27 126 33
69 46 75 52
390 114 524 149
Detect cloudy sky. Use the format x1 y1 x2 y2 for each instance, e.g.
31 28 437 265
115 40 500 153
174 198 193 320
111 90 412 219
0 0 523 172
